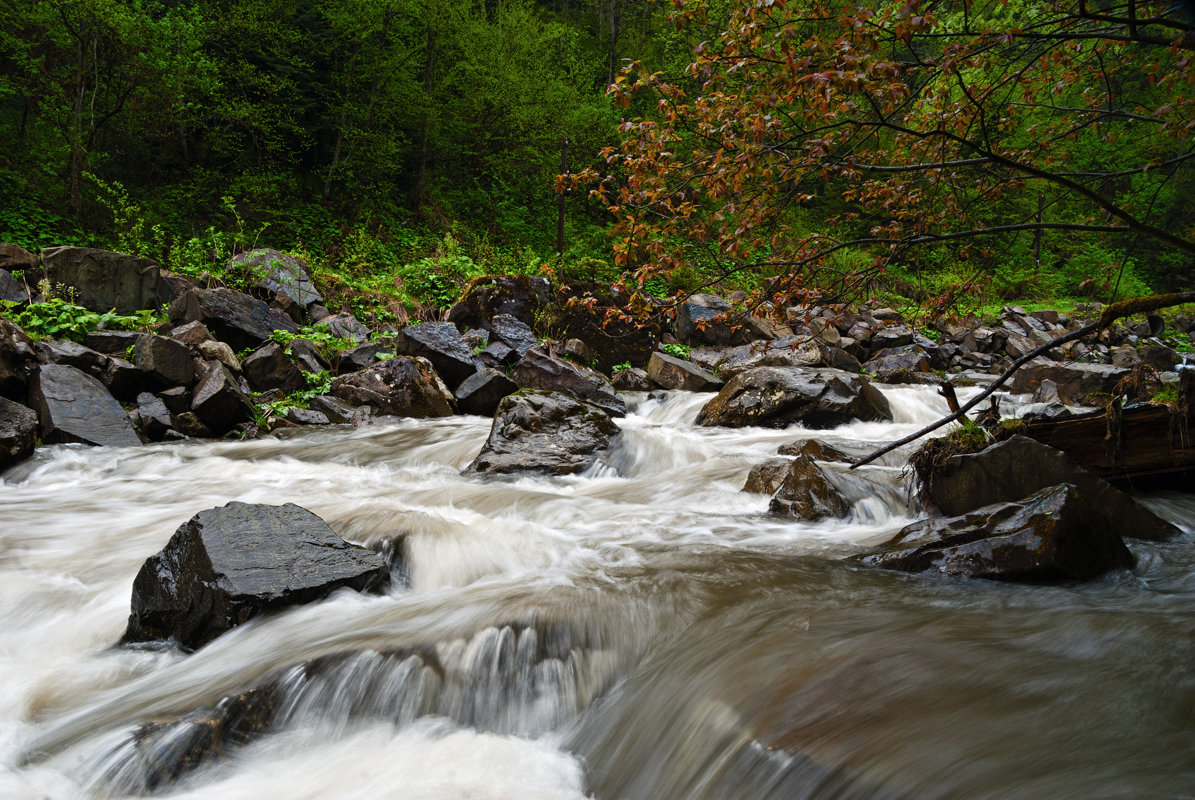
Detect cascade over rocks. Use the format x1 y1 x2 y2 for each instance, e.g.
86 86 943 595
510 347 626 417
926 435 1180 541
696 367 892 429
647 351 723 392
768 455 851 520
447 275 552 330
121 502 390 651
855 484 1136 583
169 288 298 351
400 322 481 389
331 356 456 418
230 248 323 309
40 246 160 313
29 363 142 447
0 395 38 470
467 389 620 476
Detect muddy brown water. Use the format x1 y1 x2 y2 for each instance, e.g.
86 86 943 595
1 388 1191 799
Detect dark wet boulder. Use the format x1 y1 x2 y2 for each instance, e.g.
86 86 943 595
777 438 852 462
869 324 914 350
0 268 28 303
488 313 538 361
1009 359 1130 404
466 390 620 476
647 352 723 392
0 396 38 470
29 363 142 447
675 294 755 347
400 322 481 390
285 407 329 425
168 320 214 348
768 455 851 520
741 457 791 495
191 363 254 434
243 342 307 395
0 319 36 401
35 339 111 375
447 275 552 330
40 246 160 313
854 484 1136 583
0 243 38 271
510 347 626 417
336 342 394 374
136 392 173 441
863 345 932 383
169 288 298 351
286 337 330 373
331 356 455 418
611 366 652 392
713 336 833 376
927 435 1180 541
229 248 323 309
134 334 195 388
308 394 357 424
545 281 661 371
454 367 518 417
121 502 390 651
197 340 241 373
82 329 144 355
696 367 892 429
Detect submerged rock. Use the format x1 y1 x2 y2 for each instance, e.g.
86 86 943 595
855 484 1135 583
122 502 391 651
466 390 619 476
768 454 850 520
696 367 891 429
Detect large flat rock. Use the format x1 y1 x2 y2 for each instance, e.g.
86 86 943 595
40 246 160 313
29 363 142 447
696 367 891 429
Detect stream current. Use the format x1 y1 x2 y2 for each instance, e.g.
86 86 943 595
0 385 1192 799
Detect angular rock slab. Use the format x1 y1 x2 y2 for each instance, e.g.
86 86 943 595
1009 359 1130 404
0 396 38 470
40 246 160 314
467 390 620 476
191 363 254 434
331 356 456 418
696 367 891 429
0 318 36 401
510 347 626 417
454 367 518 417
855 484 1135 584
29 363 142 447
768 454 850 520
447 275 552 330
928 435 1181 542
647 351 723 392
122 502 391 651
229 248 323 308
169 288 298 351
400 321 481 390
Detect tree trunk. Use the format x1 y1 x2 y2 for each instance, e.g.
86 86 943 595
415 30 436 210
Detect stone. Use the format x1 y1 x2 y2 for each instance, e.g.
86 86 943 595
331 356 456 418
158 386 192 414
741 457 791 495
510 347 626 417
855 484 1135 583
35 339 111 375
768 454 851 519
337 343 393 374
307 394 356 424
870 325 914 350
286 338 330 373
488 313 538 360
101 356 144 402
40 246 160 313
777 438 851 461
0 319 36 401
863 345 931 382
82 330 144 355
646 351 724 391
557 338 594 364
135 335 196 388
675 294 753 347
197 340 241 372
169 320 214 348
191 363 254 434
0 396 38 471
285 407 329 425
321 312 370 344
466 390 620 476
0 243 38 271
545 281 661 372
696 367 892 429
29 363 142 447
927 435 1180 541
169 288 297 351
400 322 481 389
0 268 29 303
479 340 516 368
121 502 390 651
229 248 323 308
611 367 652 392
1009 359 1130 404
172 411 211 438
1139 344 1180 372
713 336 833 376
447 275 553 330
136 392 173 441
454 367 518 417
156 271 199 307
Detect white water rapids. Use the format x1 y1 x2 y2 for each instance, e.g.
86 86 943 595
1 385 1192 799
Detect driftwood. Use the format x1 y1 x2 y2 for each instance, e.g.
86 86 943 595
851 291 1195 469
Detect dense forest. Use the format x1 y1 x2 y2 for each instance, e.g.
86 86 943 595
2 0 1192 321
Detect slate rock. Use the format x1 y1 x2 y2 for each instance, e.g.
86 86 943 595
454 367 518 417
337 342 393 374
768 454 851 520
0 319 35 401
447 275 553 330
466 390 620 476
0 268 29 303
696 367 892 429
285 407 330 425
169 288 297 351
0 243 38 271
870 325 914 350
191 363 254 434
40 246 160 313
121 502 390 651
855 484 1136 583
307 394 357 424
400 322 481 389
330 356 456 418
510 347 626 417
135 334 196 388
229 248 323 308
169 321 214 348
611 366 653 392
82 330 144 355
1009 359 1129 404
647 351 723 392
488 313 538 361
0 395 38 470
243 342 306 395
741 457 791 495
927 435 1180 541
29 363 142 447
136 392 173 441
101 356 145 402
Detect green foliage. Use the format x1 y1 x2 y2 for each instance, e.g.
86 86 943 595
661 342 691 359
1 297 164 341
395 234 484 309
259 369 335 420
269 325 357 361
611 361 632 373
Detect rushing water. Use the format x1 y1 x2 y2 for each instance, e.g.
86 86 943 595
1 386 1192 799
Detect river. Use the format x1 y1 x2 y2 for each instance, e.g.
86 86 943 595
1 386 1192 799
